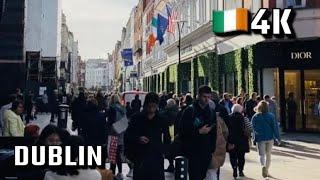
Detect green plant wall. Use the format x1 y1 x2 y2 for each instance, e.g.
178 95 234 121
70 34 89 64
178 62 191 94
207 52 219 91
218 49 246 95
159 73 163 92
191 57 199 97
198 56 207 77
248 46 258 95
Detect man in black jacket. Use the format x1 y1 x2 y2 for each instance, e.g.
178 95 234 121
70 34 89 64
179 85 217 180
131 94 142 114
125 92 169 180
245 92 258 120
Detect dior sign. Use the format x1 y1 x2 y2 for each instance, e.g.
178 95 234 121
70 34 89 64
291 52 312 60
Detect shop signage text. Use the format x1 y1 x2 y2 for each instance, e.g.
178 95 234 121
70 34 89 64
291 52 312 60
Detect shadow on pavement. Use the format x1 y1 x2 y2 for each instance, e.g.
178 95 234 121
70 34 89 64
250 140 320 160
280 141 319 154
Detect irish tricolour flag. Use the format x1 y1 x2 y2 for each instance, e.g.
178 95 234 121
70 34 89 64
213 8 248 33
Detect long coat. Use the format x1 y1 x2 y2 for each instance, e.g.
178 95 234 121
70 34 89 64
125 111 168 180
85 105 108 145
179 102 217 180
227 112 250 153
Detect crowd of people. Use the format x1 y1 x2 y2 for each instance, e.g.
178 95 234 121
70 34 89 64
0 86 283 180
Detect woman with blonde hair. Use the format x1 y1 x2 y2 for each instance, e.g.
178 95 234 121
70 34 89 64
252 100 281 178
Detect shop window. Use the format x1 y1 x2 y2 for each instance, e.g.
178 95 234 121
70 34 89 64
304 70 320 131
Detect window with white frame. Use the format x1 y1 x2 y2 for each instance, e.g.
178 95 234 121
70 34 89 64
287 0 306 8
244 0 253 11
206 0 211 22
252 0 262 13
196 0 200 25
200 0 206 24
224 0 243 10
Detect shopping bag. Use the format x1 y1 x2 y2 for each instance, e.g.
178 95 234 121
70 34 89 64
112 116 128 134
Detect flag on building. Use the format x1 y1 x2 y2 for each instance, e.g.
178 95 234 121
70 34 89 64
212 8 248 33
166 5 177 33
157 14 168 45
146 15 158 54
148 34 156 48
152 16 157 39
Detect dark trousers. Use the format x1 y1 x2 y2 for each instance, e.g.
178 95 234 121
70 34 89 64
188 155 211 180
288 112 296 131
25 106 33 124
50 110 57 122
229 151 246 171
111 145 123 174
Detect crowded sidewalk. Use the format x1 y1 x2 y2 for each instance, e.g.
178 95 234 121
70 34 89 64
31 114 320 180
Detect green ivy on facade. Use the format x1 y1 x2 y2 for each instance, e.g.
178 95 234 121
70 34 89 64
248 46 258 95
191 57 198 97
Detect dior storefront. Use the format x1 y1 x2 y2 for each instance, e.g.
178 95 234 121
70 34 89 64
255 38 320 132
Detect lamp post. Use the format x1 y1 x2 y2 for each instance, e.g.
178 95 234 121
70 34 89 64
176 20 187 95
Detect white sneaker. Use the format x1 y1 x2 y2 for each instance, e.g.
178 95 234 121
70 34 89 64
126 169 133 177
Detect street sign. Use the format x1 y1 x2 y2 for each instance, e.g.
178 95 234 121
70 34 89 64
121 49 133 66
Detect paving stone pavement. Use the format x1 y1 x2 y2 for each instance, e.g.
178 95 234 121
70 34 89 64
31 114 320 180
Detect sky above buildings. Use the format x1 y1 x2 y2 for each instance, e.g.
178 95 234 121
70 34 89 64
62 0 139 59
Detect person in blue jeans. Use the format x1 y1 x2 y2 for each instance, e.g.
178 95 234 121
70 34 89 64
252 100 281 178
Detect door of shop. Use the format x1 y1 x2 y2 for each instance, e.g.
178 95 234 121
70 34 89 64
280 69 320 132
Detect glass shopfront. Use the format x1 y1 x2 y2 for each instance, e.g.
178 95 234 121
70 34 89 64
256 39 320 132
262 68 320 132
304 70 320 130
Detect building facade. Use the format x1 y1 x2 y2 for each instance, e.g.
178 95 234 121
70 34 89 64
85 59 108 90
134 0 320 132
0 0 26 106
24 0 63 96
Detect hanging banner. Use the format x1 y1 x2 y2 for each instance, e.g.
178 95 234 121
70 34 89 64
121 49 133 66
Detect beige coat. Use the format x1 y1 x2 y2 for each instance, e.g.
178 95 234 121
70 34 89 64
3 109 25 137
209 113 229 169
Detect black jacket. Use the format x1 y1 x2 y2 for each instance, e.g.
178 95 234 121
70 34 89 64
124 111 167 180
71 96 87 130
85 106 108 146
227 112 250 153
131 99 142 113
245 99 257 119
179 101 217 157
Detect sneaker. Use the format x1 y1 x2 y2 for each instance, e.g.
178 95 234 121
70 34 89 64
126 169 133 177
262 167 267 178
116 173 124 180
165 164 175 173
239 171 245 177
